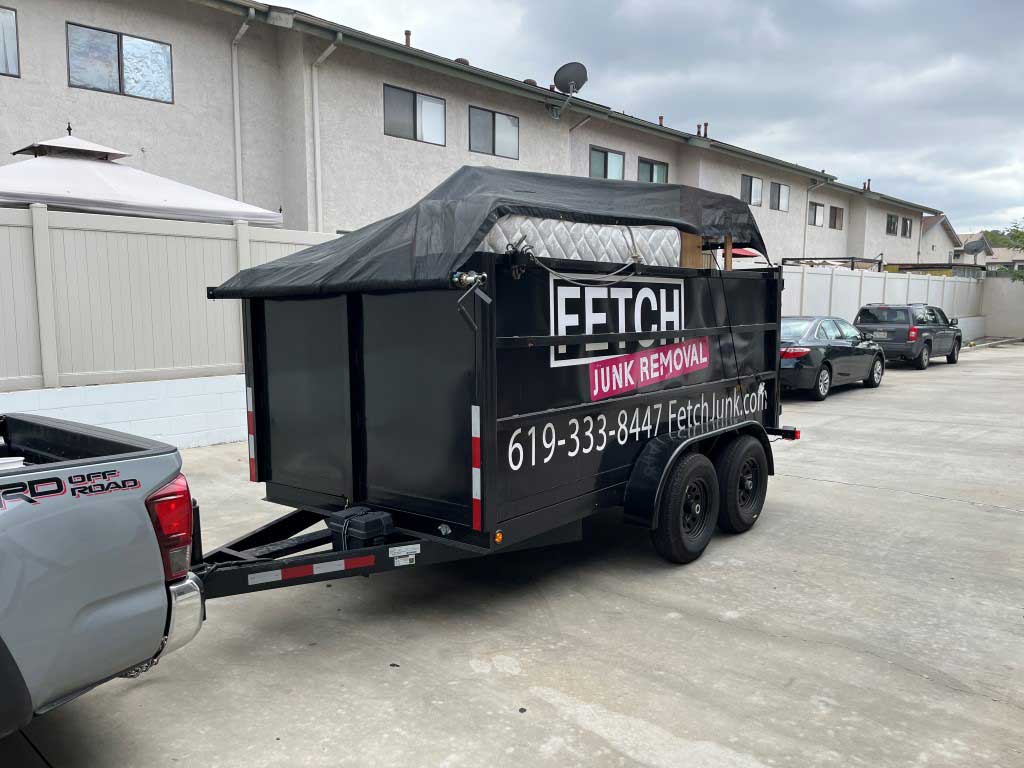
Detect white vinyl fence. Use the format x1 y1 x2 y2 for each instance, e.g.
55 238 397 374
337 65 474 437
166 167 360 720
782 265 984 331
0 204 332 393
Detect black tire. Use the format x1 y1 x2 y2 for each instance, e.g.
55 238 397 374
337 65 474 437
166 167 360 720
715 435 769 534
863 355 884 388
946 339 961 364
810 364 831 401
651 452 719 564
913 343 930 370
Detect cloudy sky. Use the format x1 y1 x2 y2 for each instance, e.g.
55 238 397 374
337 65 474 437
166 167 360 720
292 0 1023 232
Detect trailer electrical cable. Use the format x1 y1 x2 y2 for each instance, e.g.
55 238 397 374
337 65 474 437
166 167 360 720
525 225 643 288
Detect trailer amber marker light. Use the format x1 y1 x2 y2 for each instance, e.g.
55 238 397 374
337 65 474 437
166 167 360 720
495 531 503 544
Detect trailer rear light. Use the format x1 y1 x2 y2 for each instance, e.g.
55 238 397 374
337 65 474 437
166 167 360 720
780 347 811 359
146 474 193 582
907 326 919 341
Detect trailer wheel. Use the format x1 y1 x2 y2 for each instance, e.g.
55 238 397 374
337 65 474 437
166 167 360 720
714 435 769 534
651 452 719 564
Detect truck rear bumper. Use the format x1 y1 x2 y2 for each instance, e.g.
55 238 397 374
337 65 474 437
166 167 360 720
875 341 917 359
161 573 204 658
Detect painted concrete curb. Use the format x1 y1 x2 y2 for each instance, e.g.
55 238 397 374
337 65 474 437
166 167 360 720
963 337 1024 351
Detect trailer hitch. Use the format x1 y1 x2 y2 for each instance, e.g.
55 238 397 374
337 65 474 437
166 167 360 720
452 271 491 333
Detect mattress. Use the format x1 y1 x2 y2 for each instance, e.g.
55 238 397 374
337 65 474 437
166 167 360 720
480 215 681 268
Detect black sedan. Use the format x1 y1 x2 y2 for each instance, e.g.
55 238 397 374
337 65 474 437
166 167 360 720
780 316 885 400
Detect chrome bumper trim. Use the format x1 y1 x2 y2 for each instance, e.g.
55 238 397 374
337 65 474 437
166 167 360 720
161 572 204 658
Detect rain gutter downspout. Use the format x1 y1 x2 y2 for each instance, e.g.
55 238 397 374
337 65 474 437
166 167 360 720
231 8 254 200
802 177 826 260
313 33 342 232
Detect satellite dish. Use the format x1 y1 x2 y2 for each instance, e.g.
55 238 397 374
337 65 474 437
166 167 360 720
963 239 987 255
553 62 588 94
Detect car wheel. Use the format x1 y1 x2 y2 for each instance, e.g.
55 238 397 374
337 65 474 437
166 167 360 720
651 452 719 564
946 340 961 364
714 435 769 534
810 364 831 401
863 355 884 388
913 343 930 370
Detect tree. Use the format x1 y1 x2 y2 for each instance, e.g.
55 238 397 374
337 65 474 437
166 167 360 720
997 267 1024 283
1005 219 1024 252
983 229 1014 247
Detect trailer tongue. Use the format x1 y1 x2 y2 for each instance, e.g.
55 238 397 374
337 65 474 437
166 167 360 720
198 167 797 601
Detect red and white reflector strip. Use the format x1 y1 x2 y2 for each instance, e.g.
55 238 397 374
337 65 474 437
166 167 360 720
246 386 256 481
471 405 481 531
247 554 376 586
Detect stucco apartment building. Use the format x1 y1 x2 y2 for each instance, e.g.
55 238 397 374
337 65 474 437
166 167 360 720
0 0 942 265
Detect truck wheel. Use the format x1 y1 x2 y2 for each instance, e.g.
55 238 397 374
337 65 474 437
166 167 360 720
946 340 960 364
913 343 930 370
715 435 768 534
863 356 884 388
810 364 831 401
651 452 719 564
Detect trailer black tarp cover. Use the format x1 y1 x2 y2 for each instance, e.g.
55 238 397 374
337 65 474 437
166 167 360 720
211 166 768 299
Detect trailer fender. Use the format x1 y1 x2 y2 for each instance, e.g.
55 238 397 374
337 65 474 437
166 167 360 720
623 421 774 529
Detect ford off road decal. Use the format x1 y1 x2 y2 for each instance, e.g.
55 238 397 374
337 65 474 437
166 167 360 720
0 470 140 510
549 274 684 367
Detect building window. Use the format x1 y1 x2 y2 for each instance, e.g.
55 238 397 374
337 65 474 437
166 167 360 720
0 6 18 77
886 214 899 236
807 201 824 227
469 106 518 159
829 205 844 230
66 23 173 102
741 174 763 206
589 146 624 180
901 217 913 238
638 158 668 183
769 182 789 212
384 84 445 145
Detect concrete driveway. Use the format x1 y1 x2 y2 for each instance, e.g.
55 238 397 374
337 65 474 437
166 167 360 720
5 343 1022 767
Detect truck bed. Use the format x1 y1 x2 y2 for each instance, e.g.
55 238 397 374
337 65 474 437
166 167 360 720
1 413 173 472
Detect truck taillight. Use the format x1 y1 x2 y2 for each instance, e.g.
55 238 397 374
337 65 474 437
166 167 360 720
907 326 919 341
780 347 811 359
146 474 193 582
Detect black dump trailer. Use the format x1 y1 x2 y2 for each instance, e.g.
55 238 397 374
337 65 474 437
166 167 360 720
197 167 797 599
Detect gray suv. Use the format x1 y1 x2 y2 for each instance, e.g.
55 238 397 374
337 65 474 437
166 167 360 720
854 303 962 369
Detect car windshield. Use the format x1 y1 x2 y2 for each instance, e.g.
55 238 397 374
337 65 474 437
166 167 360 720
855 307 910 324
781 318 812 339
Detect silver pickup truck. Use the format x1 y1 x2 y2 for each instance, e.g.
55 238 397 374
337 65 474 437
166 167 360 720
0 414 203 738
